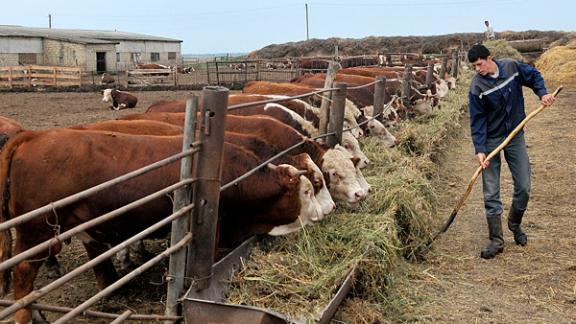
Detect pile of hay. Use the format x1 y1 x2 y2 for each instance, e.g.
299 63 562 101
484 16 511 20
536 38 576 86
225 74 472 321
483 39 524 61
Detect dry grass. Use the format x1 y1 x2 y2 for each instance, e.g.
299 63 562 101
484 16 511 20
225 73 472 321
536 38 576 86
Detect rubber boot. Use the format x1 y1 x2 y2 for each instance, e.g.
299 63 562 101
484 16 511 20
508 208 528 246
480 215 504 259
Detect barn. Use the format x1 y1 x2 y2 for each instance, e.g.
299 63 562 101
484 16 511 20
0 25 182 72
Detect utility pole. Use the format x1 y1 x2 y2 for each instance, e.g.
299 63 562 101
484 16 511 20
305 3 309 41
48 14 52 28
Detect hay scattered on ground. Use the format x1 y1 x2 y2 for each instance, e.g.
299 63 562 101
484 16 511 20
225 73 472 321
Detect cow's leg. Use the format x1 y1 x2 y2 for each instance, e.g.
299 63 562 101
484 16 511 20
44 255 62 279
82 241 118 290
13 236 60 324
13 260 44 324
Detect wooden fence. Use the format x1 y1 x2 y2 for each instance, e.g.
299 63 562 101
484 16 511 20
0 65 81 88
126 68 178 87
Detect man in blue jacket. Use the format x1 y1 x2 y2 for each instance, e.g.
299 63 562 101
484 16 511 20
467 44 555 259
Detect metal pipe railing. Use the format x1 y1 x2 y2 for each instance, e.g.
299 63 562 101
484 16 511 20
0 146 200 232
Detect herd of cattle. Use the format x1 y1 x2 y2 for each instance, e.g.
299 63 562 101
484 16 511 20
0 64 458 323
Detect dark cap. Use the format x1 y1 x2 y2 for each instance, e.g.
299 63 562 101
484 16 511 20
467 44 491 63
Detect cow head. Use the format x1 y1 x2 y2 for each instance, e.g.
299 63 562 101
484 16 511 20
293 153 335 217
340 131 370 169
267 164 324 235
320 148 366 209
101 89 113 103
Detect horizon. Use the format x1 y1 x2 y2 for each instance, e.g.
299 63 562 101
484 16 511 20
0 0 574 53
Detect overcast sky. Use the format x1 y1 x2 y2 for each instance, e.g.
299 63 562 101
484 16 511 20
1 0 574 54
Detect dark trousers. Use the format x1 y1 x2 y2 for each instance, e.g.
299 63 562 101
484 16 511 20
482 132 531 218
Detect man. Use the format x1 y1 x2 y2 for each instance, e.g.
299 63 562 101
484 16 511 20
484 20 495 40
467 44 555 259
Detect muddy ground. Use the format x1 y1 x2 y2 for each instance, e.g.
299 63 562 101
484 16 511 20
0 85 574 323
391 85 576 323
0 90 207 323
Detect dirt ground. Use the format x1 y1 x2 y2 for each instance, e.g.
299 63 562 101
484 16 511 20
396 86 576 323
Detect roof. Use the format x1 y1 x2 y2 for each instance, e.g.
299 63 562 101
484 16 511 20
0 25 182 44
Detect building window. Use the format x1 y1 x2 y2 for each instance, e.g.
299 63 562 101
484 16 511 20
151 52 160 62
168 52 177 60
131 52 141 63
116 53 120 62
18 53 37 65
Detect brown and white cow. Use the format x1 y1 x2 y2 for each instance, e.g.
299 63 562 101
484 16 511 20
0 129 323 323
100 73 116 85
119 112 368 208
102 89 138 110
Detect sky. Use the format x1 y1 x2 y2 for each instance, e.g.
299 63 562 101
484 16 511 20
1 0 574 54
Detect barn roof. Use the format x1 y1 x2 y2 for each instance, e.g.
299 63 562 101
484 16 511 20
0 25 182 44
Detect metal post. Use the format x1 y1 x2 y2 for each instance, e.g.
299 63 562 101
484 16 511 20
187 86 228 291
425 63 434 88
401 64 412 100
439 54 448 80
165 97 198 321
215 61 220 85
327 83 346 148
373 76 386 122
305 3 309 41
452 49 459 78
206 62 210 85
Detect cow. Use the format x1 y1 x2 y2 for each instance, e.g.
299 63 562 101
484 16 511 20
70 119 183 136
102 89 138 110
119 112 368 208
0 129 323 323
142 97 372 166
0 116 23 151
242 81 364 138
100 73 116 85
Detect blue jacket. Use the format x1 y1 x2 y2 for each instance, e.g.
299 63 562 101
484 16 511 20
468 59 548 154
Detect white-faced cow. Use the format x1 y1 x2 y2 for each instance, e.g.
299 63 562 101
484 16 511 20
102 89 138 110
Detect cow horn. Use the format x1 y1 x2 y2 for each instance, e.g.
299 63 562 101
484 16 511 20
267 163 278 170
295 169 308 176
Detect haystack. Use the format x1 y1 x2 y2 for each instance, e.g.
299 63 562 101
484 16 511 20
536 39 576 85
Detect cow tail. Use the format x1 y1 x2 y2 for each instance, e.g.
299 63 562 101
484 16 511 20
0 131 32 296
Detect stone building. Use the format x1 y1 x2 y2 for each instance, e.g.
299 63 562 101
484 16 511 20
0 25 182 72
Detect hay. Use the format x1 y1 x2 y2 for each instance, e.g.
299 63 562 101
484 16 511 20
225 73 472 321
536 39 576 85
483 39 524 61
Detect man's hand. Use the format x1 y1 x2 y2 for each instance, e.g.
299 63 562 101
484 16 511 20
476 153 489 169
541 93 555 106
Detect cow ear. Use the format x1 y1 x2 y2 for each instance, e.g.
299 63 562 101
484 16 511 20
350 157 361 167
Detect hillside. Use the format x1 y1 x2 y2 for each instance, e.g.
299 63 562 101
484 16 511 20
247 30 569 59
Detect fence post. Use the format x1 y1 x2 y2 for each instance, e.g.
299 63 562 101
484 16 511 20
165 96 198 321
319 61 340 135
186 86 228 291
215 61 220 85
452 49 459 78
327 83 347 148
439 53 448 80
425 63 434 88
8 67 12 89
401 64 413 100
373 76 386 123
206 62 210 85
53 67 57 87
